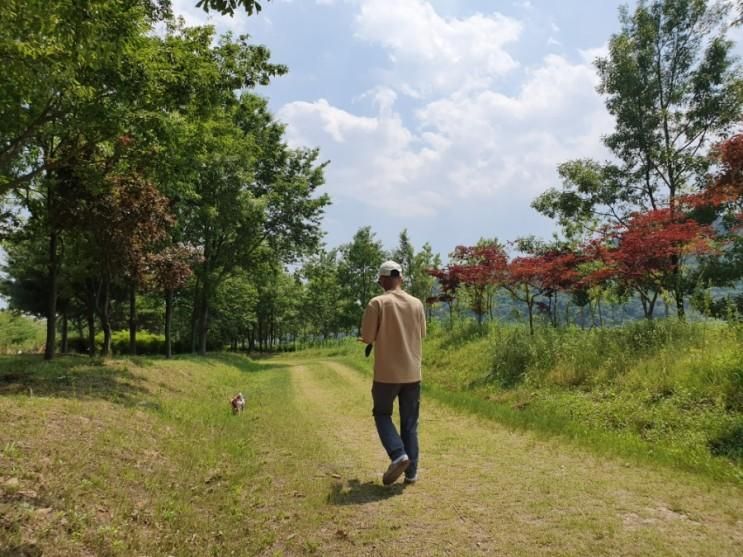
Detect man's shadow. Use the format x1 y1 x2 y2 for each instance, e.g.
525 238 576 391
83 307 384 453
327 479 406 505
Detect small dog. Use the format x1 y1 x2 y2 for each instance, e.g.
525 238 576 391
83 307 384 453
230 392 246 414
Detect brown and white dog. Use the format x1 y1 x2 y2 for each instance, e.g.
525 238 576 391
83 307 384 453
230 393 246 414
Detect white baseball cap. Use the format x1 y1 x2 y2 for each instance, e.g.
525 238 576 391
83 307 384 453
378 260 403 277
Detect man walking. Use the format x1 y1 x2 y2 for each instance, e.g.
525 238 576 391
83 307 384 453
361 260 427 485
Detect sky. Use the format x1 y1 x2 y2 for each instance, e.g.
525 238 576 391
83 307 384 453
169 1 738 258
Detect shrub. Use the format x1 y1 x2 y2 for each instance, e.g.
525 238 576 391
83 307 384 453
708 422 743 461
66 331 167 355
487 319 738 392
110 330 165 355
0 312 45 354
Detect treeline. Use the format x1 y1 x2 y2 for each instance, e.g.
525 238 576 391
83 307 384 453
1 1 328 359
428 0 743 333
2 0 742 358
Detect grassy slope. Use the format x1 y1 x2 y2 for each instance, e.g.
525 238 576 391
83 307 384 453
2 353 743 556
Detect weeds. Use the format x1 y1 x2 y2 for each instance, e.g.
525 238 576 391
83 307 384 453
310 319 743 482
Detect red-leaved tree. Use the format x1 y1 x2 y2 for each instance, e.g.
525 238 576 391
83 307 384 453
503 249 586 334
586 207 715 319
428 266 461 327
449 242 508 325
89 172 174 356
148 245 201 358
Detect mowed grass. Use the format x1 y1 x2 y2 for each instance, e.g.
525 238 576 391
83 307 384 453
0 354 324 555
2 352 743 556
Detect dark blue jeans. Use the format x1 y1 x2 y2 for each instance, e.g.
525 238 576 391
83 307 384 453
372 381 420 478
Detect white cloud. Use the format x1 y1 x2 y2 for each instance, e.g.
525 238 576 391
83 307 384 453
280 99 378 143
415 53 613 198
579 44 609 64
280 51 613 217
354 0 523 97
279 99 448 217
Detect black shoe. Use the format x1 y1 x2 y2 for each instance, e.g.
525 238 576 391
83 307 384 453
382 455 410 485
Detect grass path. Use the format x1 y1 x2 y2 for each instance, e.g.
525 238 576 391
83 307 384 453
283 359 743 556
1 354 742 556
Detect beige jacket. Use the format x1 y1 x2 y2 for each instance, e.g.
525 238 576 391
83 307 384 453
360 288 426 383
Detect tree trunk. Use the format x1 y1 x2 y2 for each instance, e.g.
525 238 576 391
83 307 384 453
198 294 209 356
589 299 597 328
86 288 96 357
549 294 560 328
165 288 173 359
99 278 112 356
198 304 208 355
60 308 69 353
674 285 685 320
190 288 199 354
190 274 201 353
641 291 658 320
527 300 534 336
44 230 58 361
129 283 137 355
648 292 658 320
197 269 210 355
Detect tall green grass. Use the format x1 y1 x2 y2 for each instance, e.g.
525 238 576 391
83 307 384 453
0 311 45 353
300 319 743 482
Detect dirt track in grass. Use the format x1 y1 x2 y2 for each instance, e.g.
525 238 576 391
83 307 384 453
283 359 743 556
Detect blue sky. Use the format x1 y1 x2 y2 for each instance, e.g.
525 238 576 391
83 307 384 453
173 0 740 259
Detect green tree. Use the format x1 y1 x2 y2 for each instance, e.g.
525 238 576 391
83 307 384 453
197 0 268 16
337 227 385 334
391 230 441 308
182 104 328 354
300 249 343 340
246 261 303 351
1 5 328 359
213 270 258 351
393 229 415 281
409 242 441 318
135 25 326 355
1 0 175 359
